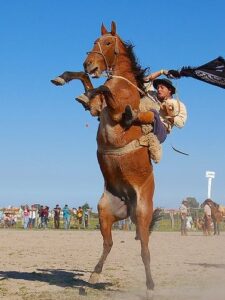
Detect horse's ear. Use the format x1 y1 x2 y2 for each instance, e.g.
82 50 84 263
101 23 108 35
111 21 117 35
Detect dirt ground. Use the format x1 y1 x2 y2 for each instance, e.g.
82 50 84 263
0 229 225 300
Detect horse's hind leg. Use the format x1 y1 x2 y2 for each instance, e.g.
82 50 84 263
136 177 155 296
89 191 128 284
137 213 154 291
217 223 220 235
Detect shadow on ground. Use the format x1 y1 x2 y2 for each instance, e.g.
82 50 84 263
0 268 113 291
185 263 225 269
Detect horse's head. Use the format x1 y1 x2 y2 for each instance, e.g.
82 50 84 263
83 21 121 78
201 198 218 209
201 198 211 208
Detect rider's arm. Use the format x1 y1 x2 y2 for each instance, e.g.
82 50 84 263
144 70 168 82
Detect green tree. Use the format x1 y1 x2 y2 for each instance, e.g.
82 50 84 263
185 197 199 208
82 202 90 211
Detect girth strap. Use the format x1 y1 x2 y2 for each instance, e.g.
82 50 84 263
97 138 147 156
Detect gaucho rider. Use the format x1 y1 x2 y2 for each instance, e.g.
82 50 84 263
76 69 187 163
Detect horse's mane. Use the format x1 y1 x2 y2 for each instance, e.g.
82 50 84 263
211 200 219 208
204 199 219 209
124 41 148 92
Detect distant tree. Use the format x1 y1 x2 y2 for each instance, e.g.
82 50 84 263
82 202 90 211
185 197 199 208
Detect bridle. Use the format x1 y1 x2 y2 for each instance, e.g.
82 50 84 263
86 34 146 96
86 34 119 78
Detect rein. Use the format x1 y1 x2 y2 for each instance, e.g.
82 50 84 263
100 73 146 96
109 75 146 95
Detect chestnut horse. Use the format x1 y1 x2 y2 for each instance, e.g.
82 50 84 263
201 199 224 235
52 22 160 297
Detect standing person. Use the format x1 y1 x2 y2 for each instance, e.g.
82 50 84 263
37 205 43 228
71 208 77 227
23 206 30 229
42 206 49 229
38 205 44 228
179 200 188 236
203 199 212 235
77 206 83 229
53 204 61 229
62 204 71 230
84 210 89 228
29 205 36 229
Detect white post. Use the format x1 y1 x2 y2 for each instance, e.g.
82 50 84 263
207 177 212 198
205 171 215 199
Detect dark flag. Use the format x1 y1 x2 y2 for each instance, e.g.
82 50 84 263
168 56 225 89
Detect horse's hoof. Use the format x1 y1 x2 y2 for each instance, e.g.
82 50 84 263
51 77 66 86
88 272 100 284
75 94 90 110
79 287 87 296
146 289 154 300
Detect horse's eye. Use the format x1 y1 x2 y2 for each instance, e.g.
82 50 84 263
106 42 111 46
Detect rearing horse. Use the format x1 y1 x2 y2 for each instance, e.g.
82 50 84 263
52 21 159 297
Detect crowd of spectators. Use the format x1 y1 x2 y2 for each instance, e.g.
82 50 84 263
0 204 91 230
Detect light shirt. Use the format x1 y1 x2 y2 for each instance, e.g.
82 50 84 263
204 204 211 216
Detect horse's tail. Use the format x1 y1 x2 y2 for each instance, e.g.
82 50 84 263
149 208 162 233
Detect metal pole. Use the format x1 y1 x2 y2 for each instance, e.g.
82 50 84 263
208 177 212 198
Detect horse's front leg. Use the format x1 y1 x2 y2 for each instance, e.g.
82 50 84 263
51 71 94 110
51 71 93 91
87 85 123 122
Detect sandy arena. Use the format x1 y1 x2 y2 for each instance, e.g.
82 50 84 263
0 230 225 300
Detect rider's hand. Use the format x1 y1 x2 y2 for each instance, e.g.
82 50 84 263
167 70 181 79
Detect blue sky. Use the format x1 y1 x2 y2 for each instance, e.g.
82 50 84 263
0 0 225 210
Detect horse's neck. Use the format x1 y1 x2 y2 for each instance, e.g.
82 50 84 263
105 58 140 113
113 56 136 81
211 201 218 210
97 52 143 147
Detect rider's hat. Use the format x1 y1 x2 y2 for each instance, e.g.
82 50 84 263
153 78 176 95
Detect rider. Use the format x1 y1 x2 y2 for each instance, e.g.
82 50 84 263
122 70 187 144
76 69 187 163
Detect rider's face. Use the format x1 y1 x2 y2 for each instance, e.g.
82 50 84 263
157 84 172 101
